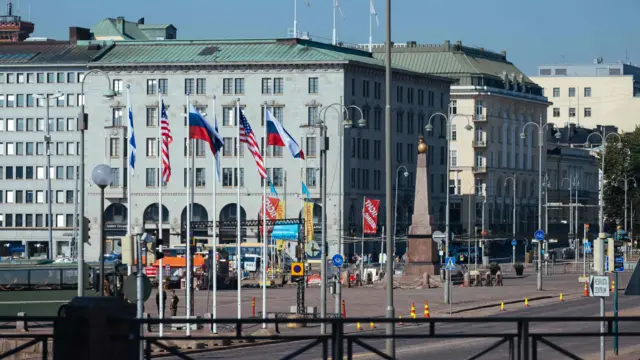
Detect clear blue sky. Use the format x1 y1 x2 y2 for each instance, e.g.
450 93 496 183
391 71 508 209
17 0 640 75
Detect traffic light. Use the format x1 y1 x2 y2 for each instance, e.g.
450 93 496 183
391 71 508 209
82 218 91 242
609 229 627 272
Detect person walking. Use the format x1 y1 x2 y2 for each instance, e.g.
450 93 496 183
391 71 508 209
169 290 179 317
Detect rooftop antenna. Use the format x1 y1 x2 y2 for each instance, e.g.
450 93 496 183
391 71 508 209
7 0 13 16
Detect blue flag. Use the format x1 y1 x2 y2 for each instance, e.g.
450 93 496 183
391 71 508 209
269 180 278 196
127 88 136 171
213 110 222 182
301 182 311 199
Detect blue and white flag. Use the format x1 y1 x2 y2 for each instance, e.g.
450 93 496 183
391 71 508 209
127 88 136 171
301 181 311 199
269 180 278 196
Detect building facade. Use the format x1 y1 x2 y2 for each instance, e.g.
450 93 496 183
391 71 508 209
367 40 552 239
0 40 106 257
531 58 640 133
80 38 451 261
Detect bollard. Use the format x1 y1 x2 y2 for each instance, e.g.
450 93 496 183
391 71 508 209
423 300 430 318
356 322 362 331
341 299 346 318
560 293 564 302
611 278 615 292
252 296 256 318
410 302 416 319
524 298 529 307
584 281 589 297
500 302 505 311
369 321 375 329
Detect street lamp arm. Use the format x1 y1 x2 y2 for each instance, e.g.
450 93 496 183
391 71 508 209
346 105 364 120
585 132 603 145
521 121 540 135
604 132 622 143
80 69 116 96
318 103 348 121
562 177 572 189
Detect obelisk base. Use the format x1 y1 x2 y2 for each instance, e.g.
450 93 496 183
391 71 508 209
405 235 441 276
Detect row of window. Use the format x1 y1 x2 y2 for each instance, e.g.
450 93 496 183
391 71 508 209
552 107 592 118
0 141 79 156
0 213 74 228
0 72 85 85
0 166 77 181
550 87 592 98
0 117 77 132
0 93 84 108
0 189 75 204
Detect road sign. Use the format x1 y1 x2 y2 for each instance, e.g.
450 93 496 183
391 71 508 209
332 254 344 268
584 241 592 254
433 231 445 241
534 230 545 241
123 274 152 302
165 264 171 275
444 257 456 271
291 262 304 277
144 267 157 277
589 275 610 297
511 239 517 247
615 257 624 272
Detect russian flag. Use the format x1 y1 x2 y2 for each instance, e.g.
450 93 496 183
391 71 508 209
266 109 305 159
188 104 223 156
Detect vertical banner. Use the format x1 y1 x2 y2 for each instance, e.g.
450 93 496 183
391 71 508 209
259 196 280 235
363 197 381 235
304 202 314 242
276 201 286 220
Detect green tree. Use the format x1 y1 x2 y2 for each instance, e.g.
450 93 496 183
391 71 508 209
600 126 640 232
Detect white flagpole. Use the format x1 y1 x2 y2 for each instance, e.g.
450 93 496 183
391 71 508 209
126 85 133 276
332 0 337 45
186 94 192 336
158 92 164 337
262 105 268 328
236 98 242 319
212 95 218 334
293 0 297 37
368 2 372 52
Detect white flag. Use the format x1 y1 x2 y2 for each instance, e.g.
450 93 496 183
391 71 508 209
336 0 344 18
370 0 379 27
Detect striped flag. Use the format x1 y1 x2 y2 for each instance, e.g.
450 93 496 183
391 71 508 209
238 110 266 179
160 99 173 183
127 88 136 171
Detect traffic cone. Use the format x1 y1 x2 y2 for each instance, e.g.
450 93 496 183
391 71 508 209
423 300 430 318
369 321 375 329
584 281 589 297
356 322 362 331
524 298 529 307
410 302 416 319
560 293 564 302
500 302 505 311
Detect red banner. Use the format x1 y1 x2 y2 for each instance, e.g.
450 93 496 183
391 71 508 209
259 196 280 235
362 197 380 235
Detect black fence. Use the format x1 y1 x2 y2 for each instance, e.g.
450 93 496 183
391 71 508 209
2 315 640 360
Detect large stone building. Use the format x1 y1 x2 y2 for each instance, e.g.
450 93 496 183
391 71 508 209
79 38 452 261
531 58 640 132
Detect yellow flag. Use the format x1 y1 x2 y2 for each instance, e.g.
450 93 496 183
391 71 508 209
304 202 314 242
276 201 286 220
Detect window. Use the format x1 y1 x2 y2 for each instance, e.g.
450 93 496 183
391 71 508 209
36 191 44 203
223 78 233 94
584 108 592 117
0 94 4 107
16 118 24 131
147 79 157 95
146 107 157 126
308 77 319 94
57 73 65 83
56 166 64 179
396 86 403 102
396 112 403 133
56 118 64 131
65 94 74 107
66 72 75 83
158 79 168 94
16 94 24 107
262 78 272 94
553 88 560 97
146 138 158 156
16 73 24 83
146 168 157 187
112 108 123 126
396 143 402 162
113 79 123 95
15 167 23 179
66 166 74 179
26 94 33 107
222 168 244 187
272 168 284 187
26 166 33 179
407 87 414 104
37 118 44 131
449 100 457 115
274 78 284 94
47 73 55 83
27 73 34 83
77 94 84 106
568 87 576 97
56 190 64 203
196 78 206 94
110 167 120 187
475 100 484 120
223 137 233 156
36 142 44 155
553 108 560 117
584 87 591 97
5 166 12 179
451 124 457 140
569 108 576 117
183 78 194 95
305 168 317 187
37 73 44 83
6 94 14 107
363 80 370 98
195 168 206 187
451 149 458 167
234 78 245 94
26 190 33 203
6 143 13 155
306 137 316 157
66 142 75 155
307 106 319 126
56 215 65 227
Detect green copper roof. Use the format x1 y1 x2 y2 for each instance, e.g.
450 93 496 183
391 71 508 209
91 18 174 41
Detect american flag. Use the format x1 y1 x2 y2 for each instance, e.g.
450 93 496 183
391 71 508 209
160 100 173 182
238 110 266 179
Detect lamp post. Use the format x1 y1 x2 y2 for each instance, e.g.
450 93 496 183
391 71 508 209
315 103 365 334
504 174 517 264
542 174 551 274
520 115 561 291
384 0 394 354
92 164 112 296
78 70 117 297
34 92 65 259
618 174 636 261
425 112 472 304
585 129 622 360
394 165 409 259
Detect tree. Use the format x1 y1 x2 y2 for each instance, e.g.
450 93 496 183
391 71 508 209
601 126 640 232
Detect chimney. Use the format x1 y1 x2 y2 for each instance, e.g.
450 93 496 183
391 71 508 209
500 50 507 57
69 27 92 44
137 17 145 25
116 16 126 35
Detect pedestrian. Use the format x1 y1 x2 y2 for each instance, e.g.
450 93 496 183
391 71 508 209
169 290 179 317
156 287 167 317
367 253 372 265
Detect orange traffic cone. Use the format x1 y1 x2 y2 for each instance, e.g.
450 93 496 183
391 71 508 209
584 281 589 297
369 321 375 329
424 300 430 318
410 302 416 319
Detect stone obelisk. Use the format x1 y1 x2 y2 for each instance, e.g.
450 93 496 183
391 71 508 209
405 136 441 276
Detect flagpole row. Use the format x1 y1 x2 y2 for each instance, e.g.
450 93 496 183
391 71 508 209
262 103 268 328
185 93 192 337
126 85 134 277
157 92 164 338
236 98 242 320
212 95 218 334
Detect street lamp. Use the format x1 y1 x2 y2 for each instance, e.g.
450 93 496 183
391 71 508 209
315 102 365 335
394 165 409 260
92 163 112 296
520 115 561 291
562 175 579 251
425 112 472 305
78 70 117 297
384 0 394 354
504 174 517 264
35 91 65 259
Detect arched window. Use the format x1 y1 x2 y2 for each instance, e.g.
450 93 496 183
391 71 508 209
143 203 169 223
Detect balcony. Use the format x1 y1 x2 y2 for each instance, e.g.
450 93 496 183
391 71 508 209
472 166 487 173
472 140 487 148
473 114 488 122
